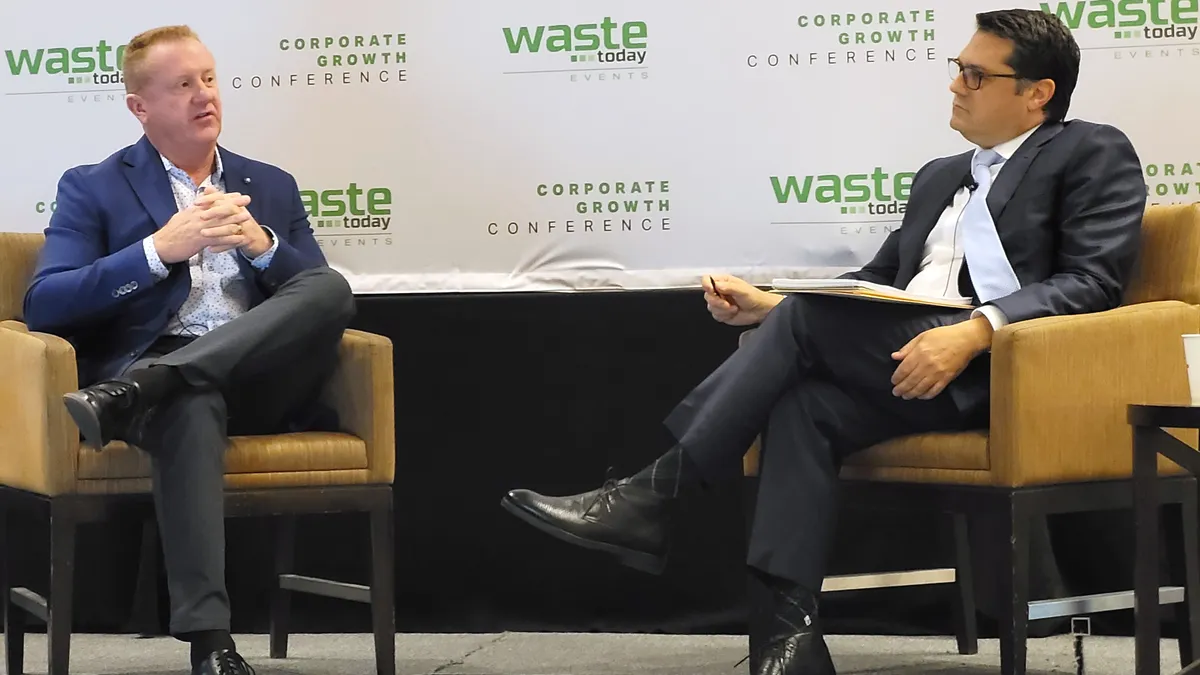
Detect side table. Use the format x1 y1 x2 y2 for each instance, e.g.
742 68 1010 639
1130 404 1200 675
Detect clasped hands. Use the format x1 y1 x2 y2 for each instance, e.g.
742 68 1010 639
153 185 271 264
700 272 994 401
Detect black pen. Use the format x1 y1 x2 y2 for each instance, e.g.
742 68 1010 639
707 275 728 302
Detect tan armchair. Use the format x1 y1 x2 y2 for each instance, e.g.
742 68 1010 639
0 233 398 675
742 203 1200 675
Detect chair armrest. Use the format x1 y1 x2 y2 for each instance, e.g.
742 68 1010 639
0 323 81 495
323 328 395 484
989 300 1200 486
0 233 45 324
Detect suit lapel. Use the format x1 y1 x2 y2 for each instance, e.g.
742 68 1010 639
898 154 970 281
122 135 178 231
217 145 255 205
986 122 1064 223
216 148 263 280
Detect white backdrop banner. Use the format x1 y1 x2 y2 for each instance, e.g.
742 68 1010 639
1 1 1196 294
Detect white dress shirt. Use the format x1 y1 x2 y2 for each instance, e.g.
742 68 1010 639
141 149 279 338
904 124 1040 329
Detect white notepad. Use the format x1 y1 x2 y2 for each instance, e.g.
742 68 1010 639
770 278 976 310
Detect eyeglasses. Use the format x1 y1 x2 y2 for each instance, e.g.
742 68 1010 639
948 58 1023 90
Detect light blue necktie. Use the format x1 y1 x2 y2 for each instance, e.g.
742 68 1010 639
961 149 1021 302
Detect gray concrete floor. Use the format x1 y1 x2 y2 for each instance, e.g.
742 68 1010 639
0 632 1188 674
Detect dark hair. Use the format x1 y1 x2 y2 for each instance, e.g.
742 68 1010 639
976 9 1080 123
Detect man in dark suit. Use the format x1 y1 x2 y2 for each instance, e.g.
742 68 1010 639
23 25 353 675
502 9 1145 674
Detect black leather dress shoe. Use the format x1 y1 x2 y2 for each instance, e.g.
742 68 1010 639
501 477 672 574
62 378 154 450
751 583 836 675
192 649 256 675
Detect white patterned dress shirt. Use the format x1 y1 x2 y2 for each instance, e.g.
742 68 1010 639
141 150 279 338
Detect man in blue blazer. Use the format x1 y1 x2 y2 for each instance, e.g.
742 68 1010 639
23 25 353 675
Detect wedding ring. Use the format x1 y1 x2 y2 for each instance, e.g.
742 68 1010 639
234 224 243 234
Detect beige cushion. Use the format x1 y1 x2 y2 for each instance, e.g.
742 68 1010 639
1124 203 1200 306
78 432 368 481
843 431 989 471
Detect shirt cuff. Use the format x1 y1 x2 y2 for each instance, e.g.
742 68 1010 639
972 304 1009 331
142 235 169 280
242 226 279 270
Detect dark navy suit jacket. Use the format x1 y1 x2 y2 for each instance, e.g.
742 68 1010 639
841 119 1147 414
24 135 327 385
842 120 1146 323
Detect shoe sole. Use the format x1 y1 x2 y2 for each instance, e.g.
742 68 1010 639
500 494 667 575
63 392 106 450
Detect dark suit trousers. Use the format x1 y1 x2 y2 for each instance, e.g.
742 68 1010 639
663 293 989 592
122 266 356 636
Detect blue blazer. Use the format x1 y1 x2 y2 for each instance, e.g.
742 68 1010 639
24 135 327 385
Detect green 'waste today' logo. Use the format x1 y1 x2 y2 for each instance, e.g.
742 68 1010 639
502 17 648 67
770 169 915 216
1041 0 1199 42
301 183 393 231
4 39 127 91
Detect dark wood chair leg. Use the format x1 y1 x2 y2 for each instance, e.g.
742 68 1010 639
1 506 25 675
997 498 1031 675
1170 481 1200 668
269 516 297 659
370 501 396 675
0 505 6 608
47 503 77 675
5 594 25 675
951 512 979 655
